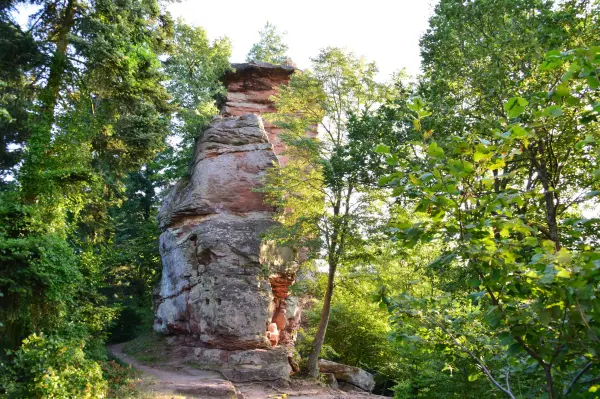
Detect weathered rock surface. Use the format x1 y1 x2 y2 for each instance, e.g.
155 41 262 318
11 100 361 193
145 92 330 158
222 62 295 118
154 112 303 382
222 62 317 165
157 114 277 230
318 360 376 392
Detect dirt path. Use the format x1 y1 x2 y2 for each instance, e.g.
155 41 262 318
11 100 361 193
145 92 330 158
108 343 239 399
108 344 387 399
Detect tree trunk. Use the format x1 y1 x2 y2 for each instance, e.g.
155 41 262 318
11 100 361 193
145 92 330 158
41 0 77 118
22 0 77 201
306 260 337 377
529 141 561 251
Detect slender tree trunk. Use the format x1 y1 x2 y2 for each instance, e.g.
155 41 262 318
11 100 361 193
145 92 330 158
306 259 337 377
544 364 555 399
530 141 561 251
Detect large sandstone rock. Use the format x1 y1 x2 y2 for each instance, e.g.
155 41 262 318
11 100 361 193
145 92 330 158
222 62 317 165
318 359 376 392
154 113 301 382
222 62 294 163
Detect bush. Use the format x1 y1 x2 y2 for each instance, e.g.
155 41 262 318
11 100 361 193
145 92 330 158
101 358 140 399
0 333 107 399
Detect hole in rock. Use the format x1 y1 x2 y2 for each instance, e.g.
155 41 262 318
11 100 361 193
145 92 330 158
217 298 221 305
197 247 214 266
189 234 197 242
205 298 210 305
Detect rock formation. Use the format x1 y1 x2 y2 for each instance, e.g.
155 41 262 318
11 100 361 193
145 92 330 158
319 360 376 392
223 62 301 164
154 63 303 382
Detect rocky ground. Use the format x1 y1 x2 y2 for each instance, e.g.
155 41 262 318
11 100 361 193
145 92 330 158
108 343 388 399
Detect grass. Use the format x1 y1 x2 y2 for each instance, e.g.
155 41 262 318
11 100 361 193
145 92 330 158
122 332 168 365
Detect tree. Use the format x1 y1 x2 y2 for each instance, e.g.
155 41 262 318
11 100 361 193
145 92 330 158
362 2 600 397
162 20 231 180
263 47 393 377
246 21 290 64
102 21 231 342
0 17 42 181
378 45 600 398
0 0 174 353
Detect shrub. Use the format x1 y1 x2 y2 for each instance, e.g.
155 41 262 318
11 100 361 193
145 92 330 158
101 358 140 399
0 333 107 399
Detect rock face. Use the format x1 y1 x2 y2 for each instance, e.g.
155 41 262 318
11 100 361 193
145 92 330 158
318 360 376 392
154 63 305 382
223 62 309 165
222 62 295 119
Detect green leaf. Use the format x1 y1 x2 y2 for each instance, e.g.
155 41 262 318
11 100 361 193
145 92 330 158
556 269 571 279
510 125 530 139
378 175 390 186
474 151 491 162
507 343 523 355
467 290 487 303
374 143 390 154
468 374 480 382
541 50 564 70
555 84 570 97
427 253 457 270
556 248 572 264
484 307 501 328
407 97 426 112
463 161 474 173
468 279 481 288
542 105 563 118
588 75 600 89
427 142 445 159
504 97 528 118
385 155 399 166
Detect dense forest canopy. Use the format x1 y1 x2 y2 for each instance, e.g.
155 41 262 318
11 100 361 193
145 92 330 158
0 0 599 398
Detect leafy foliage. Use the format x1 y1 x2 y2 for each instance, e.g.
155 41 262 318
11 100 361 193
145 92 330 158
246 21 291 65
0 1 230 396
0 333 107 399
378 45 600 398
263 47 395 377
163 21 231 179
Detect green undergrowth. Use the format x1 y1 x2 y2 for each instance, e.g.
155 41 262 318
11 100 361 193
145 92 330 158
123 332 168 365
102 355 142 399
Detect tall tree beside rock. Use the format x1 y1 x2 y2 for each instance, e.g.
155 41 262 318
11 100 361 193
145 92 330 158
162 21 232 180
262 47 394 377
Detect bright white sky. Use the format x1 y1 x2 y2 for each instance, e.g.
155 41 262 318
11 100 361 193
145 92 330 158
167 0 438 79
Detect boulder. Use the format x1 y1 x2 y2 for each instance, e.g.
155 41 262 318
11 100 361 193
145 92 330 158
322 373 339 390
318 359 376 392
222 348 291 382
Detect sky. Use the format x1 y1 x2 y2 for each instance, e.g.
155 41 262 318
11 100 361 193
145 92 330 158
167 0 438 79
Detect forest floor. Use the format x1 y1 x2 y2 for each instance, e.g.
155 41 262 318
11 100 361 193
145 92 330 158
108 343 387 399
